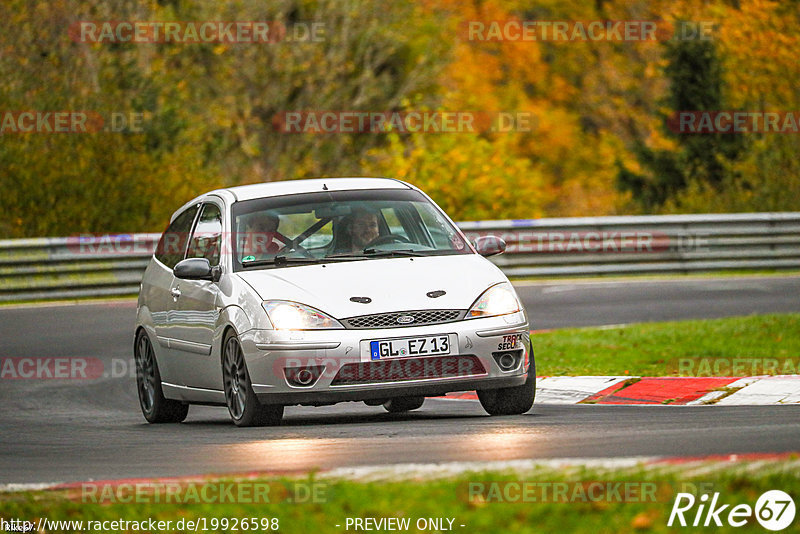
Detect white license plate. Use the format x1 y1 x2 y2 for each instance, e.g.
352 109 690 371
369 335 451 360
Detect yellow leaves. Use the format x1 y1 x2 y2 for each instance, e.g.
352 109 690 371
713 0 800 109
369 127 553 220
404 0 633 218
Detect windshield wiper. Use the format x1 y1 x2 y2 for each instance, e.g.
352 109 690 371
242 255 361 268
241 257 318 268
362 248 426 257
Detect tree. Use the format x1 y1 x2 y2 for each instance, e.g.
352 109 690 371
620 31 743 210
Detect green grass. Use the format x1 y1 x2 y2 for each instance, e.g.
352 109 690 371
2 461 799 533
534 313 800 376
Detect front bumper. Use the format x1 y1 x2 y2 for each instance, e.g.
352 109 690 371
238 311 531 406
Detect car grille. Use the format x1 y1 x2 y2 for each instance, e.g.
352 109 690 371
330 355 486 386
342 309 465 329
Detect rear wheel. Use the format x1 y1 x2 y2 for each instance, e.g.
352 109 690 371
134 330 188 423
478 345 536 416
222 330 283 427
383 396 425 413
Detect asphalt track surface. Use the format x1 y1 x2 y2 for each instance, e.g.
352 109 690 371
1 275 799 484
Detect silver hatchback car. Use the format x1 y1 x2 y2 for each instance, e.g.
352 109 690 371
134 178 534 426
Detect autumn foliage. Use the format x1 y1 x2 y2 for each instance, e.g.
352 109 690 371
1 0 798 237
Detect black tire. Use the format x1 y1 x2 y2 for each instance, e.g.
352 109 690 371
134 330 189 423
383 396 425 413
222 329 284 427
478 345 536 416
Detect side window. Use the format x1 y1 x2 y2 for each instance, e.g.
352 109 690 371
155 205 199 270
187 204 223 266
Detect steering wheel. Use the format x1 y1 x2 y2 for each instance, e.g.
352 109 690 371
364 234 412 249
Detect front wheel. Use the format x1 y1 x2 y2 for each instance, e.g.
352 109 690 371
134 330 188 423
478 346 536 416
222 330 284 427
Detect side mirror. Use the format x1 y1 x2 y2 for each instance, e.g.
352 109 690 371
174 258 221 281
473 235 506 257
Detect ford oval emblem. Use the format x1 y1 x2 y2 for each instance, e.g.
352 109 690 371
397 315 415 324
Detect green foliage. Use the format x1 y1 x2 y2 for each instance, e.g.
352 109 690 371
0 0 449 237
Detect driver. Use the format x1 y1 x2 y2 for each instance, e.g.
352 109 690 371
345 209 380 252
242 211 281 258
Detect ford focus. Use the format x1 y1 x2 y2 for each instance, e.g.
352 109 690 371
134 178 534 426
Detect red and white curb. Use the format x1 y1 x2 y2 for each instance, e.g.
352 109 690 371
442 375 800 405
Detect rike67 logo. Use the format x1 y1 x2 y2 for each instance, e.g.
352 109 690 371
668 490 796 530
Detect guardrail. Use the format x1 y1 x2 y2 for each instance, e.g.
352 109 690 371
0 234 160 302
1 213 798 302
458 212 800 278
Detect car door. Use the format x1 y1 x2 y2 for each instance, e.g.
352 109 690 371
170 201 224 389
146 203 200 382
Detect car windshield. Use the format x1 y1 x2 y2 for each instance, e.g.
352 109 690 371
231 188 472 270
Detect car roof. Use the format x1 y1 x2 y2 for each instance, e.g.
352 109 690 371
218 177 411 202
172 177 414 222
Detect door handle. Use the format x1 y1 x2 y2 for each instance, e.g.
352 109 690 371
170 287 181 299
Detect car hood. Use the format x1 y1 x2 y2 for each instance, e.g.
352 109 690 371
235 254 508 318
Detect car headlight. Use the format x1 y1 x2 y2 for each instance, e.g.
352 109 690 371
262 300 344 330
467 282 522 318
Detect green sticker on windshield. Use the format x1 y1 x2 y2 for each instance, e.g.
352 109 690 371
242 255 256 262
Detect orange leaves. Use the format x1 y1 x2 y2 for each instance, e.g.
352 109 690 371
407 0 633 218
